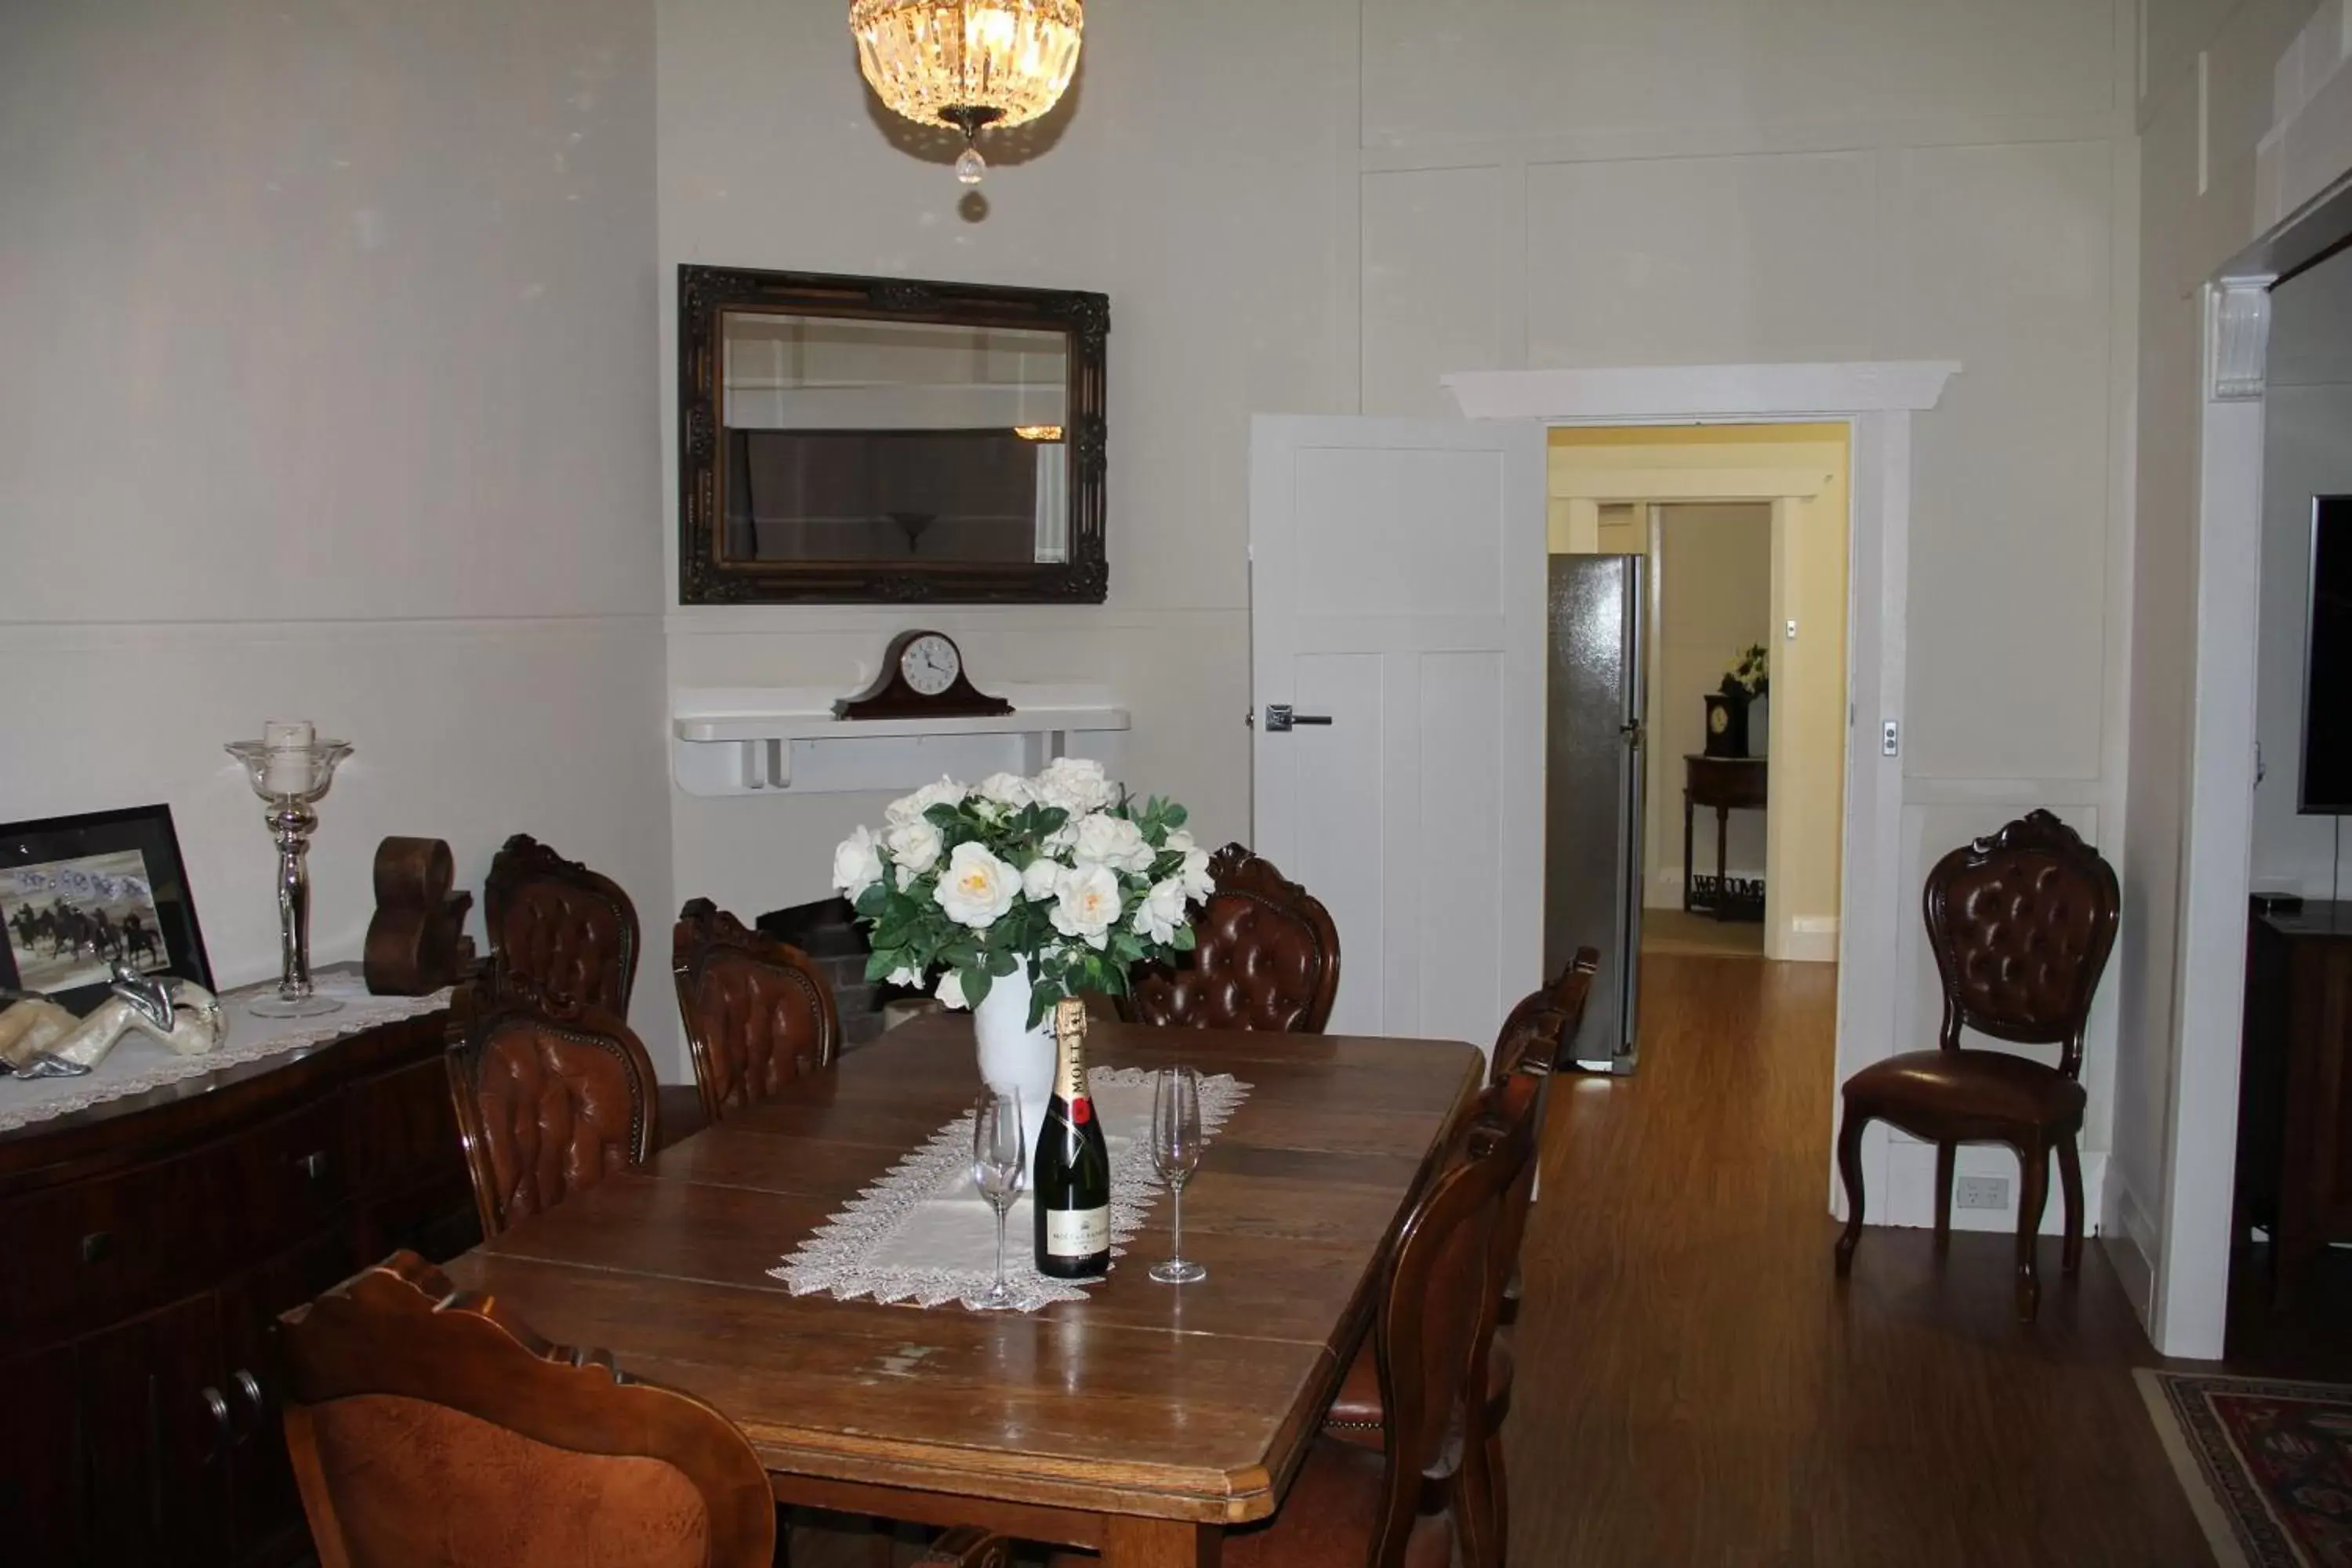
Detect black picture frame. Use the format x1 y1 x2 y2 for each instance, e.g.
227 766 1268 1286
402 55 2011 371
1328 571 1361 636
0 804 213 1014
677 264 1109 604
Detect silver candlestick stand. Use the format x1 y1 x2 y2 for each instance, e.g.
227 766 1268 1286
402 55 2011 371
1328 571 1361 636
223 739 353 1018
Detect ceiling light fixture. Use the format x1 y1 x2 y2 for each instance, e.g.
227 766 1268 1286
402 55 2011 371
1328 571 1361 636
850 0 1083 187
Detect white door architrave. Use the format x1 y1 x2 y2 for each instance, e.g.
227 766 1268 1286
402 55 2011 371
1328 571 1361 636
1444 361 1958 1218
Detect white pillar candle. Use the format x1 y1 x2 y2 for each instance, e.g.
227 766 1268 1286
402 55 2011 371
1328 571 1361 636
263 719 316 795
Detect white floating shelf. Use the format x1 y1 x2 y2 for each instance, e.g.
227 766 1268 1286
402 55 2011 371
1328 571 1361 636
670 684 1128 797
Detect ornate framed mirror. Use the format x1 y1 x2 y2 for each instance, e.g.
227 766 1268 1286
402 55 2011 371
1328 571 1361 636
677 266 1108 604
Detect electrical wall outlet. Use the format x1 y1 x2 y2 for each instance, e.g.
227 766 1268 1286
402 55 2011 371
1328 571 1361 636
1955 1175 2011 1211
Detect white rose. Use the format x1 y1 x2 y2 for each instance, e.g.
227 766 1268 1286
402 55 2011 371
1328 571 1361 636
976 771 1035 810
831 825 884 900
1131 877 1189 944
1178 846 1215 901
883 818 942 877
935 969 969 1010
887 964 922 987
1051 862 1123 949
1021 856 1063 902
935 840 1019 929
887 776 967 826
1071 812 1154 873
1163 829 1196 855
1034 756 1114 815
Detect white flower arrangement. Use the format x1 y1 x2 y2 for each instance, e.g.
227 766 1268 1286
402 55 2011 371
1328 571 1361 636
831 757 1212 1025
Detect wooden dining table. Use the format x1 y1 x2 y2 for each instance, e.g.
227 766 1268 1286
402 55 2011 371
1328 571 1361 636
437 1011 1481 1566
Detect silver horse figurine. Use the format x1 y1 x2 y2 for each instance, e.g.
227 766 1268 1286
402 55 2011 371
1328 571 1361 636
2 964 224 1078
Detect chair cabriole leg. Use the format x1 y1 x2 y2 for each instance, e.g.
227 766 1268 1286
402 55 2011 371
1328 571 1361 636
2056 1131 2085 1276
1835 1104 1868 1276
2014 1135 2049 1322
1933 1141 1955 1256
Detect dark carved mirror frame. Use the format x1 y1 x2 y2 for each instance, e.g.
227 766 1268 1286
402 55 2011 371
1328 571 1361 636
677 265 1109 604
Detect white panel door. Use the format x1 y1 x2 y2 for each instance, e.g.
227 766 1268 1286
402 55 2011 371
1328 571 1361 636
1250 416 1547 1051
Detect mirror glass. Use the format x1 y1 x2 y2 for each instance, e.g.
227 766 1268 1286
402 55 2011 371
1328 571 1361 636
719 312 1072 566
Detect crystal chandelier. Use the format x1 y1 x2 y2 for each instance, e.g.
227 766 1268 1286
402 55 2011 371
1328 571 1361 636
850 0 1083 186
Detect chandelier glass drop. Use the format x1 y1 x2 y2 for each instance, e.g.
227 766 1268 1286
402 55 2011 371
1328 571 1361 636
850 0 1083 186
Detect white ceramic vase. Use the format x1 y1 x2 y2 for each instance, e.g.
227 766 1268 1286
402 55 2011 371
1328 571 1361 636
972 962 1053 1161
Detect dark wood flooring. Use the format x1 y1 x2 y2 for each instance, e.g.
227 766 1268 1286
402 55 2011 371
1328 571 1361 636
1504 952 2214 1566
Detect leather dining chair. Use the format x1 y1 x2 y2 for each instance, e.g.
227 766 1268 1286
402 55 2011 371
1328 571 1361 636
1055 1082 1522 1568
444 993 659 1238
1126 844 1341 1033
671 898 840 1135
1833 809 2121 1321
1323 1005 1559 1568
277 1251 1023 1568
484 834 641 1019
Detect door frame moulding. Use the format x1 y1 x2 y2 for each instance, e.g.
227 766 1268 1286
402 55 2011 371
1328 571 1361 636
1444 361 1959 1218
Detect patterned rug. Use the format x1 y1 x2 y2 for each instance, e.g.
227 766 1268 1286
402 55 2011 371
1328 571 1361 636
2138 1370 2352 1566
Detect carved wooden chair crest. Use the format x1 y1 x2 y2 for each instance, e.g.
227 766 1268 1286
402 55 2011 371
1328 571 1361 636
444 992 659 1238
1126 844 1341 1033
484 834 641 1019
1833 808 2121 1320
671 898 840 1126
277 1250 778 1568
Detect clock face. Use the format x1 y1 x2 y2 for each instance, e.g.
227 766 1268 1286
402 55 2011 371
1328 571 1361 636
899 633 961 698
1708 704 1730 734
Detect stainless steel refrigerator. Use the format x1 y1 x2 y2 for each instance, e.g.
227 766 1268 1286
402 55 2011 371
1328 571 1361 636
1544 554 1646 1073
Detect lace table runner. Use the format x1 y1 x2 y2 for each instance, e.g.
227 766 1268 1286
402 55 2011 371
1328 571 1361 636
772 1065 1250 1313
0 973 452 1133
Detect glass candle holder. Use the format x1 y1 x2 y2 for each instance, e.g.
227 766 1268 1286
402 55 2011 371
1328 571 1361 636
223 739 353 1018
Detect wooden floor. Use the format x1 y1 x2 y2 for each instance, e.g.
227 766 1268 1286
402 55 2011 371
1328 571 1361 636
1504 952 2212 1566
1640 907 1766 959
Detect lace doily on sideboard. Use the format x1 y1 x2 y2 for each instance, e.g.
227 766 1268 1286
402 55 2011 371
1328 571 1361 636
0 975 451 1134
771 1065 1250 1314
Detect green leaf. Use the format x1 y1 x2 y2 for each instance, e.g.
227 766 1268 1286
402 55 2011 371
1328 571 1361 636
989 948 1019 978
1172 924 1197 953
958 964 992 1010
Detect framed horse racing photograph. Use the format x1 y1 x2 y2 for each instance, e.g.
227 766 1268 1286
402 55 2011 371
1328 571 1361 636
0 805 212 1014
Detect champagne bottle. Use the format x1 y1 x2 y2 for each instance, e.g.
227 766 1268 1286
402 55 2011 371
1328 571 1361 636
1033 997 1111 1278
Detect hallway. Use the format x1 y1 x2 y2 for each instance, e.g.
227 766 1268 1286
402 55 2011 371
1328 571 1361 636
1505 953 2209 1565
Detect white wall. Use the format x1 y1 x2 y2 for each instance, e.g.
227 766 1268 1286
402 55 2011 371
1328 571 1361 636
2120 0 2318 1338
2252 256 2352 898
0 2 674 1060
1359 0 2142 1189
657 0 1346 927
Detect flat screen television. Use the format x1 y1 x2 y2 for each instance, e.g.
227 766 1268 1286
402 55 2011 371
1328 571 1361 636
2302 495 2352 813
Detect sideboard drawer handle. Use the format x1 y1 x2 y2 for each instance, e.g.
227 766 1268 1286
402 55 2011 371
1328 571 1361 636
298 1150 328 1181
80 1231 111 1264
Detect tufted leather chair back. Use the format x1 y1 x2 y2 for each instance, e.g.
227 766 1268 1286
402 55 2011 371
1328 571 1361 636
445 995 659 1237
278 1250 776 1568
672 898 840 1123
1368 1085 1530 1567
485 834 641 1019
1127 844 1341 1033
1922 809 2119 1076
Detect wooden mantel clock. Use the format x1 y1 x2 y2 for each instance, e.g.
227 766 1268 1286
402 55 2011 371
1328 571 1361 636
834 630 1014 720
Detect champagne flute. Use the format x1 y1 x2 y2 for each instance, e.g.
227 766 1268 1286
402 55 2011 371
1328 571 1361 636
971 1089 1026 1310
1150 1067 1207 1285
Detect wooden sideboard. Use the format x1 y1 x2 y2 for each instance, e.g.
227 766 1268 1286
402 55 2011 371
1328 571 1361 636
1682 753 1768 920
2240 902 2352 1307
0 993 477 1567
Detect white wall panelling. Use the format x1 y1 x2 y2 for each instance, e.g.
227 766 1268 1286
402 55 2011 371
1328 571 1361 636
0 2 675 1066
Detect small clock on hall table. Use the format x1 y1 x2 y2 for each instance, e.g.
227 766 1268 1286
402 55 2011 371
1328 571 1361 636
833 631 1016 721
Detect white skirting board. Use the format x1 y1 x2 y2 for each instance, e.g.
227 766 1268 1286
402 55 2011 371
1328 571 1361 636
1868 1131 2107 1236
